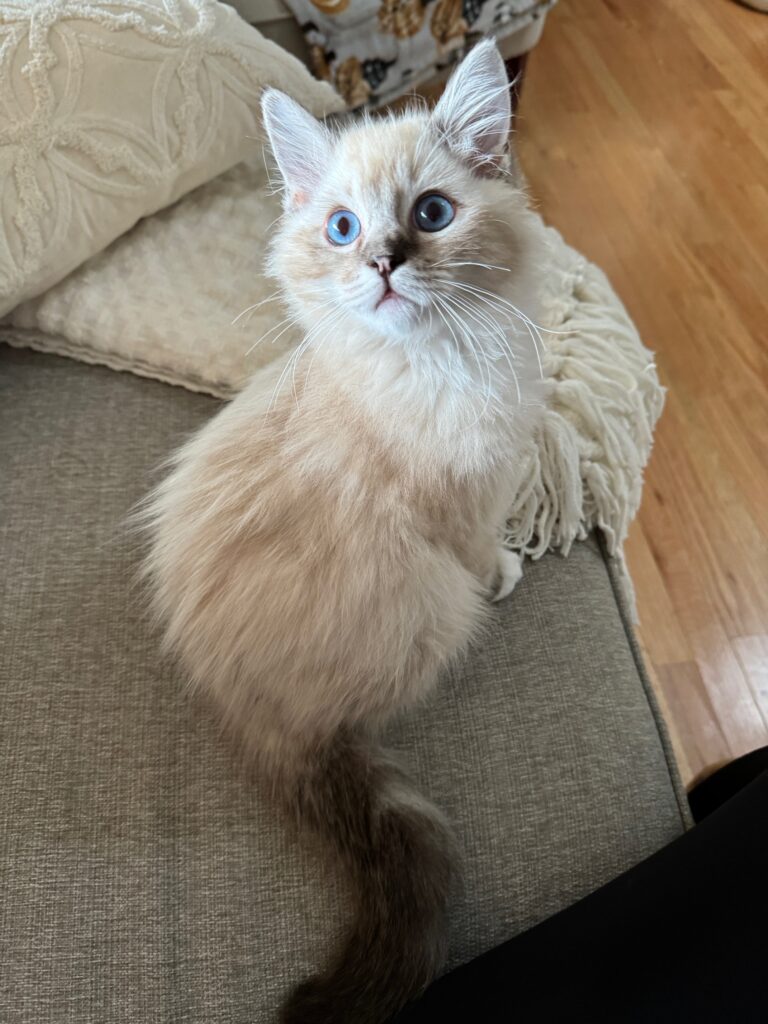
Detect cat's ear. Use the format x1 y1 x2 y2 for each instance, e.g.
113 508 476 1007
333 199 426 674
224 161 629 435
432 39 511 171
261 89 332 206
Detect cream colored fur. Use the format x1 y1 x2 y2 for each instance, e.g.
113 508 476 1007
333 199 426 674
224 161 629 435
144 40 546 1023
147 41 544 753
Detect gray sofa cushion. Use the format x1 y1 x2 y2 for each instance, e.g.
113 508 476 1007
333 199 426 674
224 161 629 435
0 346 689 1024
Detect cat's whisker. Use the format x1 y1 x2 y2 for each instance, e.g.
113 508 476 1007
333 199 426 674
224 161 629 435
444 282 520 331
433 294 495 425
271 303 345 411
231 291 283 326
245 298 337 357
434 260 511 274
271 344 307 413
435 285 504 341
449 281 547 379
431 294 479 394
431 294 461 352
442 292 501 415
264 212 284 233
301 310 352 404
463 295 544 384
243 318 296 357
437 289 517 378
243 317 299 357
467 286 549 371
438 286 524 405
288 339 315 408
290 307 346 405
485 216 517 231
431 300 486 423
266 335 313 417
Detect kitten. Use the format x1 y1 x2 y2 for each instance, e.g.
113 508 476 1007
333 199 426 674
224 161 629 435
144 40 545 1024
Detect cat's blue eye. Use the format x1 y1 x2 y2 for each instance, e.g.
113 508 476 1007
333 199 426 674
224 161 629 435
326 209 361 246
413 193 455 233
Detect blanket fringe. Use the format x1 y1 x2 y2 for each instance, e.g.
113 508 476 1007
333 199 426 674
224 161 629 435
504 254 664 617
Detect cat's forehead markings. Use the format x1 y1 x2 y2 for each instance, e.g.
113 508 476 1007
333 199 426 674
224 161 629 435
336 118 426 182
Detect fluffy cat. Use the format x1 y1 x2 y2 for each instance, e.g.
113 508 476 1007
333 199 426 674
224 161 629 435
144 40 546 1024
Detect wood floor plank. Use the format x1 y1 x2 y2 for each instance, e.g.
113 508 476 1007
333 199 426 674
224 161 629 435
518 0 768 787
655 662 733 786
732 635 768 728
624 522 692 666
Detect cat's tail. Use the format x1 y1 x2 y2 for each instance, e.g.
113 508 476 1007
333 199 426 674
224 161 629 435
279 729 457 1024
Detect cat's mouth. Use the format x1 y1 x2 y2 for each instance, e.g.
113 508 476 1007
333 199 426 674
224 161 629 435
375 284 408 311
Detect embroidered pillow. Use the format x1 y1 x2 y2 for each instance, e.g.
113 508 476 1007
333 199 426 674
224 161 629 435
0 0 343 318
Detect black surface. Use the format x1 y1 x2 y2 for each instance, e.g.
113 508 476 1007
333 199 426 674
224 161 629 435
392 756 768 1024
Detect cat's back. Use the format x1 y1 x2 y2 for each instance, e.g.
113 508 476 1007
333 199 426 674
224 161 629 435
159 354 408 539
145 354 484 700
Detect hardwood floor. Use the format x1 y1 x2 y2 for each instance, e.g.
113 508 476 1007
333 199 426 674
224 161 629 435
515 0 768 786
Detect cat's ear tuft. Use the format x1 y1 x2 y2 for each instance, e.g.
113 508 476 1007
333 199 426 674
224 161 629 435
432 39 511 171
261 89 332 206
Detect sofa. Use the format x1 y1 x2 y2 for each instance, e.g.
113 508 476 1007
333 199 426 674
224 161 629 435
0 0 690 1017
1 342 689 1021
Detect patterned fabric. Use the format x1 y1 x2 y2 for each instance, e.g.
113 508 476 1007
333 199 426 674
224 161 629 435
280 0 557 106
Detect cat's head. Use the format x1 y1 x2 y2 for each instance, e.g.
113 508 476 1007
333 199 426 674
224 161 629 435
261 41 536 348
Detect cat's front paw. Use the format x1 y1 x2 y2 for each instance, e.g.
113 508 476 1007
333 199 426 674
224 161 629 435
492 548 523 602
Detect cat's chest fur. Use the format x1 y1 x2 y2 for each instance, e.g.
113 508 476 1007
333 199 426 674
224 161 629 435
298 332 533 484
259 343 531 578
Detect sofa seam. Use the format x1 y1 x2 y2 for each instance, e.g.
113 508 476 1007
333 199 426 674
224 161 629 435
595 530 693 830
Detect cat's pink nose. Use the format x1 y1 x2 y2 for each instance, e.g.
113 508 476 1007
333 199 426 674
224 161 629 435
370 255 392 276
369 253 406 276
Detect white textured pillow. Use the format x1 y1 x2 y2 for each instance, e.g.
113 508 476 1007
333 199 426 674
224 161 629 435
0 0 343 318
